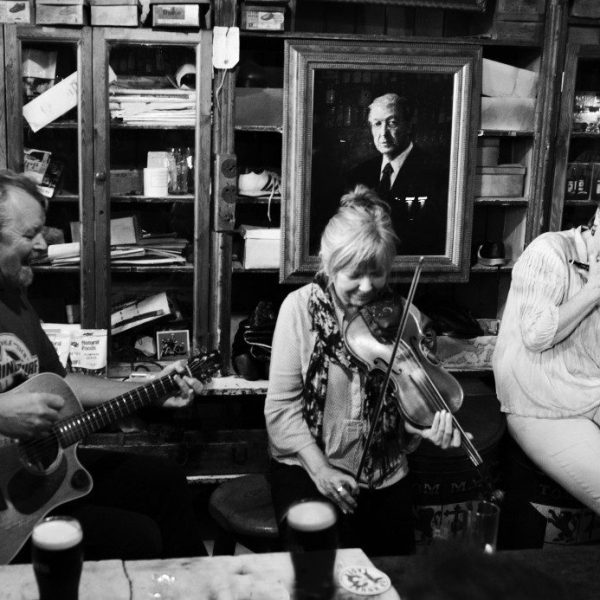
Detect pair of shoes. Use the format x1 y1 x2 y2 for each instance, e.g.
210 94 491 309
238 170 281 199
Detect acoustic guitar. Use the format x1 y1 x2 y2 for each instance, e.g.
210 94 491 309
0 351 220 564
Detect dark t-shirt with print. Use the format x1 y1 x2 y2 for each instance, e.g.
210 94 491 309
0 288 65 392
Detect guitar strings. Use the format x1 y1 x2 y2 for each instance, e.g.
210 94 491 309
20 355 217 457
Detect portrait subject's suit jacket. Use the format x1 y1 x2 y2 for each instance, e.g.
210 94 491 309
346 145 449 255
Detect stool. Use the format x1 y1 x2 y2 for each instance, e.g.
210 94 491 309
208 473 281 555
499 435 600 549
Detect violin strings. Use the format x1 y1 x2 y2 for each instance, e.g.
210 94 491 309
407 361 483 467
403 354 497 496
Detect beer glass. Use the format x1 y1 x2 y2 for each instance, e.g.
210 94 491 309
468 501 500 554
284 500 338 600
32 516 83 600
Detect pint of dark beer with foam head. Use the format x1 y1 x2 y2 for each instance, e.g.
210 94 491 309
284 500 338 600
32 516 83 600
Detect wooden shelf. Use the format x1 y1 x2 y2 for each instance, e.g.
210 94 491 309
237 195 281 204
470 263 513 273
32 265 80 273
570 132 600 139
478 129 534 137
111 194 195 203
110 264 193 273
234 125 283 133
474 197 528 206
110 121 195 130
28 121 78 130
51 193 79 202
564 198 597 207
232 263 279 274
48 194 195 203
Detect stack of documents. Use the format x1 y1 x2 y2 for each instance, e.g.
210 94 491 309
43 240 187 266
109 85 196 126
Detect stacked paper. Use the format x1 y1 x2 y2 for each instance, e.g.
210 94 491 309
109 84 196 126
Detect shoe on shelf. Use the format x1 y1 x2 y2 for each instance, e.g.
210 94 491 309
238 170 281 199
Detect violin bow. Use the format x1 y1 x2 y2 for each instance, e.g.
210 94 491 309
355 257 425 483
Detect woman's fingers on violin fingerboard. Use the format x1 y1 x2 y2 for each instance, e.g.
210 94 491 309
451 428 461 447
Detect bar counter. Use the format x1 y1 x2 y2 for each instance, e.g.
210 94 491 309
2 545 598 599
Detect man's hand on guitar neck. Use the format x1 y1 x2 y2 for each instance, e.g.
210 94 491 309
160 360 207 408
0 390 64 439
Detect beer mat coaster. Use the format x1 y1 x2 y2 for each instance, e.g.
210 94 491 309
338 565 391 596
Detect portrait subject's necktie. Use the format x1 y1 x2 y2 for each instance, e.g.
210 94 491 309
378 163 393 201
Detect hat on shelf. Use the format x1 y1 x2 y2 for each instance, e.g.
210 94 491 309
477 241 508 267
237 170 281 199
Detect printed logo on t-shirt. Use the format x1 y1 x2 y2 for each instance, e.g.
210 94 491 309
0 333 39 392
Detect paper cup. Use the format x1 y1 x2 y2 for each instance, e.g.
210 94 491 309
143 167 168 197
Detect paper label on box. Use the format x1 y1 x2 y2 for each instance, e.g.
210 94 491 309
0 1 31 23
153 4 199 25
243 9 284 30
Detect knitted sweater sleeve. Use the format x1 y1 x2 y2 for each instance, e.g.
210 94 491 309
512 237 566 353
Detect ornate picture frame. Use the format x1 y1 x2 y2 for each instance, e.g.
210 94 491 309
307 0 487 10
282 40 482 282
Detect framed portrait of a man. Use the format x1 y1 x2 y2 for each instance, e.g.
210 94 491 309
281 40 482 282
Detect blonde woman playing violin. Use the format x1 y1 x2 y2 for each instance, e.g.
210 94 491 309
264 185 462 556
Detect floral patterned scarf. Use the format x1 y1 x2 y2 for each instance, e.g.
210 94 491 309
302 275 409 487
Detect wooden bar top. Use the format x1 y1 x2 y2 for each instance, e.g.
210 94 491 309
0 548 399 600
3 545 598 599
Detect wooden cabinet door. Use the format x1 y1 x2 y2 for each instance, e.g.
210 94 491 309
91 28 212 367
4 25 95 327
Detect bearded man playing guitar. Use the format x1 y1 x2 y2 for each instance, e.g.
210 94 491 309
0 170 209 563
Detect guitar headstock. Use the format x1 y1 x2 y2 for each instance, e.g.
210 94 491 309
187 350 221 383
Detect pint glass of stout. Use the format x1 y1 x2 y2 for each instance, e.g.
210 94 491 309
284 500 338 600
32 516 83 600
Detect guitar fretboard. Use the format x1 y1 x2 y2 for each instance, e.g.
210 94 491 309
55 372 178 447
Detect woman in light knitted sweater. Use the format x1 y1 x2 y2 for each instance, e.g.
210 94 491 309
264 185 462 556
493 215 600 514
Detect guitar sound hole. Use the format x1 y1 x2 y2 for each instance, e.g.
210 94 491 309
20 435 60 473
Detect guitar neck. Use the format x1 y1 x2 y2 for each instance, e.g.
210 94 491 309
55 372 179 447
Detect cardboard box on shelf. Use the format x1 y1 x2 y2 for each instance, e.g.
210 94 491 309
0 0 33 23
481 97 536 131
36 0 88 25
235 88 283 128
90 0 138 25
482 58 538 98
110 169 143 195
476 138 500 166
495 0 545 22
240 225 280 269
474 164 526 197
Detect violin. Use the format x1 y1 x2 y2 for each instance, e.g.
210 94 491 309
343 259 499 502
